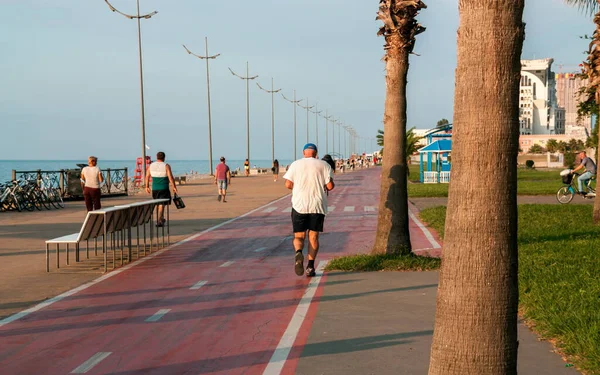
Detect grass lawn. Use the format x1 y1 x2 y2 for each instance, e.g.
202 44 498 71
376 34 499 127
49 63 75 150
419 204 600 374
407 167 565 197
326 253 440 272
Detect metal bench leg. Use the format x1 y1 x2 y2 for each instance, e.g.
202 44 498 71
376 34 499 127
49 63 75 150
46 243 49 272
56 244 60 269
136 225 140 259
95 237 98 256
86 240 89 259
143 222 147 256
112 233 115 270
120 230 124 266
76 243 80 262
66 243 69 265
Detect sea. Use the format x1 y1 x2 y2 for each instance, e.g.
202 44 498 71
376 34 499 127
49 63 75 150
0 159 295 183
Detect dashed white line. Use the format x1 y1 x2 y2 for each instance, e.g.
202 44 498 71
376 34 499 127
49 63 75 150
282 207 292 213
219 261 235 268
71 352 112 374
190 280 208 290
145 309 171 322
254 247 268 252
364 206 376 212
343 206 355 212
262 261 328 375
263 207 278 213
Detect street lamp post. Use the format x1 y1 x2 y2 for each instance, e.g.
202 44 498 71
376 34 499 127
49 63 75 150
310 104 322 147
257 78 282 163
320 111 333 155
331 118 338 157
282 91 303 160
298 99 314 143
183 38 220 175
104 0 157 183
229 62 259 163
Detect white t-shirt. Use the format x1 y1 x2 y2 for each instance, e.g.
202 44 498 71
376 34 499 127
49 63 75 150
82 166 101 188
283 157 333 215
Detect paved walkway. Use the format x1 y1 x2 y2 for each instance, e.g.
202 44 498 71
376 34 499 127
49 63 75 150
0 167 578 374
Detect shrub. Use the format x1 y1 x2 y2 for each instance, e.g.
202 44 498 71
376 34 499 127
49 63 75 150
525 160 535 169
564 152 576 168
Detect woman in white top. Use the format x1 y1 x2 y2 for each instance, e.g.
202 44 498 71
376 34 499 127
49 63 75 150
81 156 104 211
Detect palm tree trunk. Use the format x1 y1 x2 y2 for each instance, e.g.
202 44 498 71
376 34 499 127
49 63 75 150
373 33 411 255
428 1 524 374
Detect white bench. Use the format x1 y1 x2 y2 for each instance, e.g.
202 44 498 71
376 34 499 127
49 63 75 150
45 199 169 273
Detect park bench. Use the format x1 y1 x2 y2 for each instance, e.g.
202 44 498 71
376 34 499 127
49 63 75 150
173 176 186 185
45 199 169 273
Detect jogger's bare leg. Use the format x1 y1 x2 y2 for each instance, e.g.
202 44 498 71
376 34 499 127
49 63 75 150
307 230 320 261
293 232 306 252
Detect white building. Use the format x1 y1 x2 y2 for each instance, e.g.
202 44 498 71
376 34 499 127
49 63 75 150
519 58 565 135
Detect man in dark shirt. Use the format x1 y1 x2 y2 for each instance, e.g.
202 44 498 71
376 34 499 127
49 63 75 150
573 151 597 195
215 156 231 202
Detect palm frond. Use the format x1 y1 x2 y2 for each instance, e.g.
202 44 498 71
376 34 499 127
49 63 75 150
564 0 600 16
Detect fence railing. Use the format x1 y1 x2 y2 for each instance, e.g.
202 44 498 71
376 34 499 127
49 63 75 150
11 168 128 198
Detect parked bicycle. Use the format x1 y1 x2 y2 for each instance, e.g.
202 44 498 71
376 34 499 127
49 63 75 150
556 169 596 204
0 177 65 212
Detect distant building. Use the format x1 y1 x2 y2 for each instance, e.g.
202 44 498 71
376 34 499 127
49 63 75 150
555 72 592 137
519 58 565 135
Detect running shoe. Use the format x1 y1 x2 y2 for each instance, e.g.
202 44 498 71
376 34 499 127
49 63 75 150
218 194 222 201
294 251 304 276
305 267 316 277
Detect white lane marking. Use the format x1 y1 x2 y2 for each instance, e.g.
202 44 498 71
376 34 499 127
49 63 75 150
254 247 268 252
408 211 442 249
282 207 292 213
190 280 208 290
71 352 112 374
262 261 328 375
219 261 235 268
0 193 292 328
343 206 355 212
327 206 335 212
263 207 278 213
364 206 376 212
145 309 171 322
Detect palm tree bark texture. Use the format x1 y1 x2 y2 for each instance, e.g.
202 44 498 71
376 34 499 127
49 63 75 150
372 0 426 255
566 0 600 223
428 1 524 375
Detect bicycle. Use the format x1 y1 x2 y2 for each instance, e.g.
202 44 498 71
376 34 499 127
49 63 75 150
556 170 596 204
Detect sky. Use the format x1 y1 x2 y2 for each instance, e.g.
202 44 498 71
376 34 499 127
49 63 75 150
0 0 595 160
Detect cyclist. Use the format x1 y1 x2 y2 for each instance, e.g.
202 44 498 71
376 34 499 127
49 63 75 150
573 150 597 196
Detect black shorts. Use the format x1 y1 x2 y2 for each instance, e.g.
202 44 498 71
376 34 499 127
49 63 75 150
291 209 325 233
152 189 171 205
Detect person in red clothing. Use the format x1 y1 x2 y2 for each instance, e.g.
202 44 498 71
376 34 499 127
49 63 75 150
214 156 231 202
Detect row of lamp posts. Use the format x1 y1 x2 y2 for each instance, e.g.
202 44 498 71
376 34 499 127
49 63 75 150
104 0 365 178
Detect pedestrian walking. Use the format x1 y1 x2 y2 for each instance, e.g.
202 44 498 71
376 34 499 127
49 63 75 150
145 151 177 227
81 156 103 211
272 159 280 182
215 156 231 202
244 159 250 177
283 143 335 277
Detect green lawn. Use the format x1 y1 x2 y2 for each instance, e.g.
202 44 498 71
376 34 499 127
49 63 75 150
326 253 440 272
419 204 600 374
407 168 564 197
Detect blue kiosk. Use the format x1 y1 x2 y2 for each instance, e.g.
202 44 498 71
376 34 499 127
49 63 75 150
418 124 452 183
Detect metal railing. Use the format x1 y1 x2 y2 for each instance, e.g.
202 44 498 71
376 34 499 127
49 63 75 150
12 168 128 199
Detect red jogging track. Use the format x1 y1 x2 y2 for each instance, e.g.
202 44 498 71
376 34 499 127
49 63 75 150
0 167 441 375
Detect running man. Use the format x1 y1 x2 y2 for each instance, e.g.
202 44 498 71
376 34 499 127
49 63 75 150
145 151 177 227
284 143 335 277
215 156 231 202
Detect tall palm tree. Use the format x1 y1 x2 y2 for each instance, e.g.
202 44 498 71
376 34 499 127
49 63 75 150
565 0 600 223
372 0 427 255
376 127 423 159
428 1 525 374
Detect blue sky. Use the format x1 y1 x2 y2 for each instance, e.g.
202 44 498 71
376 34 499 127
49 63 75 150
0 0 594 160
